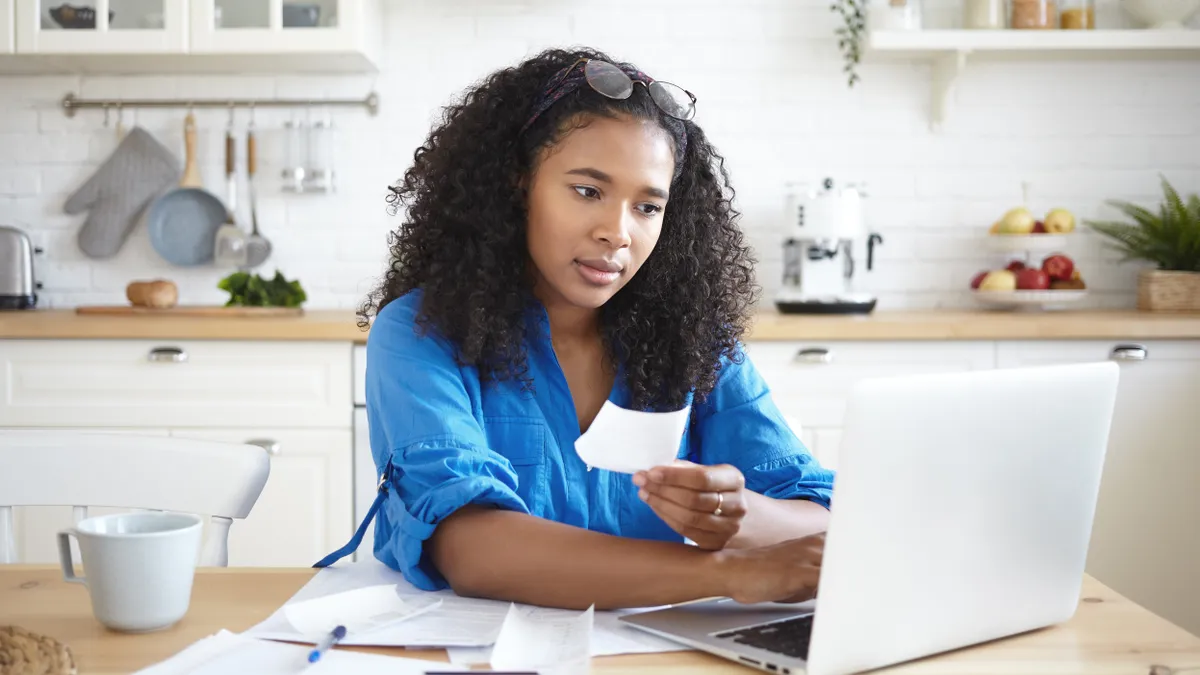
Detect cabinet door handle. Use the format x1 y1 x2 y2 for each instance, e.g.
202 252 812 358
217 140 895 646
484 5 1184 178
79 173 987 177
245 439 281 456
1110 345 1148 362
794 348 833 364
147 347 187 363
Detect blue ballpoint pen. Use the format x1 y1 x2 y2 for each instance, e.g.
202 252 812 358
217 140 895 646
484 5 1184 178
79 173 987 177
307 625 347 663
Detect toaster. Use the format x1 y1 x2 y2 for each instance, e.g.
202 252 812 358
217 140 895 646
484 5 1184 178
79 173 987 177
0 225 41 309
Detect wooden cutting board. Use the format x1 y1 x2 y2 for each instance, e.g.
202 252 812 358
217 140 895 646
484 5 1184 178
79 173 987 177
74 305 305 317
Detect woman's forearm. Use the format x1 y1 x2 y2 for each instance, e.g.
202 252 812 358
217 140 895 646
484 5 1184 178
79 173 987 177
428 506 728 609
728 493 830 549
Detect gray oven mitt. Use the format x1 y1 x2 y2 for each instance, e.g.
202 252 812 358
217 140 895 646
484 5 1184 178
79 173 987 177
65 126 181 259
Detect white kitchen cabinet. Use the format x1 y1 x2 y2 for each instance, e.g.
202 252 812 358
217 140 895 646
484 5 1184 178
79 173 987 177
169 427 352 568
0 339 352 429
745 341 996 431
996 340 1200 637
1 0 14 53
15 0 187 54
188 0 380 62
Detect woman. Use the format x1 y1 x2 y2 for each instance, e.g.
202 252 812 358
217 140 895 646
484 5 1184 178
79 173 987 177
320 47 835 610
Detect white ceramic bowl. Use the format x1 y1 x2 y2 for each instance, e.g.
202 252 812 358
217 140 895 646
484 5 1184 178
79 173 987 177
972 289 1088 311
1121 0 1200 28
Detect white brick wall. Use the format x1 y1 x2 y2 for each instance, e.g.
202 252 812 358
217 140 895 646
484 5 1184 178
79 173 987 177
1 0 1198 311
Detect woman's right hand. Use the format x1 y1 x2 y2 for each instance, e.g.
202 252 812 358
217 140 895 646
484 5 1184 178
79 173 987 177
715 532 825 605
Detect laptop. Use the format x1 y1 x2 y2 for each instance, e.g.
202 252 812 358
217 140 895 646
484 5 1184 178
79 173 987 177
621 362 1120 675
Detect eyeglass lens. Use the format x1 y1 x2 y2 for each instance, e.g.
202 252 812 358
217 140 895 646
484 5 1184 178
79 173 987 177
582 59 694 121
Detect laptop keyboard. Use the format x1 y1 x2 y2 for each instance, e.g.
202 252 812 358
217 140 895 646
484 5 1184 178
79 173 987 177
714 613 814 659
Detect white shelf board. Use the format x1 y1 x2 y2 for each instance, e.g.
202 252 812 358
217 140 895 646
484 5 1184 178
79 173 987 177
0 52 379 75
869 28 1200 56
864 29 1200 129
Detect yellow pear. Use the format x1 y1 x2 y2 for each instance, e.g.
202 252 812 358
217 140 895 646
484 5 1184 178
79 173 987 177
1044 208 1075 233
996 207 1036 234
978 270 1017 291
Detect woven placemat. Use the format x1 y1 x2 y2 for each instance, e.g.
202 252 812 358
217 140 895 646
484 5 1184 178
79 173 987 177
0 625 77 675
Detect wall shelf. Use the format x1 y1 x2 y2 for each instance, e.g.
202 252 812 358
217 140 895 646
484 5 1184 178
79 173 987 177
865 29 1200 130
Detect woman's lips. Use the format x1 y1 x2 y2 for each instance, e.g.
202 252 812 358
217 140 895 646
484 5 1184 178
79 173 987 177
574 259 622 286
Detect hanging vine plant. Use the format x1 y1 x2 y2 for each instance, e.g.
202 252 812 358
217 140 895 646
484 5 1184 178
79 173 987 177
831 0 867 87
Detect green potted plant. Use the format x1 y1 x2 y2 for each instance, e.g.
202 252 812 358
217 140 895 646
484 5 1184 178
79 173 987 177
1085 176 1200 312
832 0 868 87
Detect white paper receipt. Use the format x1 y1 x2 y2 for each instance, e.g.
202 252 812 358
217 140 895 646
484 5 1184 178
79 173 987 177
282 584 442 638
574 400 691 474
490 604 594 675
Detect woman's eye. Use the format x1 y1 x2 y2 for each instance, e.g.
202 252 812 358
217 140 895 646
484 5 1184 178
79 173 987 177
638 203 663 217
573 185 600 199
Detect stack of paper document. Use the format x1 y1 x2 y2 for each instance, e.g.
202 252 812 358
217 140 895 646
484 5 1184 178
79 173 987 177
242 558 688 672
132 630 462 674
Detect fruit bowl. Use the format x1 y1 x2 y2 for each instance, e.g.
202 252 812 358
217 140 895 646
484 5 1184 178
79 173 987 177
972 289 1088 311
986 233 1071 253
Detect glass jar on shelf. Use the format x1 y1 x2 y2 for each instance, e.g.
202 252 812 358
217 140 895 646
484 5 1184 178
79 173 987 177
963 0 1008 28
870 0 923 30
1059 0 1095 28
1010 0 1058 28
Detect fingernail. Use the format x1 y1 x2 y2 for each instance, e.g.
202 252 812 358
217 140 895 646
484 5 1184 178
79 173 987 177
632 474 645 487
638 489 648 501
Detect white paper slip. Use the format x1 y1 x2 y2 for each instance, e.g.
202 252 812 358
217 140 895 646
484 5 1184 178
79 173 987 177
132 629 460 675
574 400 691 474
283 583 443 639
445 607 687 664
490 604 594 675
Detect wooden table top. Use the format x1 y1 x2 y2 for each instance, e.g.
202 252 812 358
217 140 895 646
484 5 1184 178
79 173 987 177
2 565 1199 674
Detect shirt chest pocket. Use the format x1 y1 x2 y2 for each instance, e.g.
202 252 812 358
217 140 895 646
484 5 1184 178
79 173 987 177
483 416 549 517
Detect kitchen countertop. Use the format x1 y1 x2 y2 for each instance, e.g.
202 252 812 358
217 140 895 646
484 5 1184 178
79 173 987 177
4 308 1200 342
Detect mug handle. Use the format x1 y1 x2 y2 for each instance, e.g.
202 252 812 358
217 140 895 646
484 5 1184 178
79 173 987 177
57 530 85 585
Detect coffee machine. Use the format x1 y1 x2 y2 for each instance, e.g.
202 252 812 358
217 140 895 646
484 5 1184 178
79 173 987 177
775 177 883 315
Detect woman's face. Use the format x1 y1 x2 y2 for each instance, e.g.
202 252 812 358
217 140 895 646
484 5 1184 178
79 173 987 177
525 114 676 311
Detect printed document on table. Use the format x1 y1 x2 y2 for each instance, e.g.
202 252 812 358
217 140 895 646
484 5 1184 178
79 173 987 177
574 400 691 473
132 629 460 675
243 559 510 647
282 584 442 639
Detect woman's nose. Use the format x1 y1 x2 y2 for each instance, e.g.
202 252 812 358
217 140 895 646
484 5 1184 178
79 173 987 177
593 207 633 248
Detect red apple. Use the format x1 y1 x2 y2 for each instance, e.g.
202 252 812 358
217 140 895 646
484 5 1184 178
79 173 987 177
1032 221 1047 234
1006 260 1026 272
970 271 988 289
1016 268 1051 290
1042 254 1075 281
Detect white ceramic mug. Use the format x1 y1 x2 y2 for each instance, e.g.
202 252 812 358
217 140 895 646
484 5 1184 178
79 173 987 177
58 512 203 632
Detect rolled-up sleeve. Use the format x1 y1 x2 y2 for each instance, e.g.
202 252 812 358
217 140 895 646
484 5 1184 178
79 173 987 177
366 293 530 590
693 345 836 509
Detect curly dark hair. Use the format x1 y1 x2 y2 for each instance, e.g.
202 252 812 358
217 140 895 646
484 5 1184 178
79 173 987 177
359 46 760 412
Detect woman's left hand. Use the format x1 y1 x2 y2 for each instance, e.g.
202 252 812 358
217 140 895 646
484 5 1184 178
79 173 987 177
632 460 748 550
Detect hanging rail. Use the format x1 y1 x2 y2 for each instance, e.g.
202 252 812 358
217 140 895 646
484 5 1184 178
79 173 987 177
60 90 380 118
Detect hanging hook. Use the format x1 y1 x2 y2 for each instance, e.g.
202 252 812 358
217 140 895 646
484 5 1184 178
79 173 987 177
115 101 126 139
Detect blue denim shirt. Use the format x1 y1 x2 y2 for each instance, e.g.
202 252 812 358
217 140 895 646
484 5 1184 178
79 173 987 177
362 289 835 591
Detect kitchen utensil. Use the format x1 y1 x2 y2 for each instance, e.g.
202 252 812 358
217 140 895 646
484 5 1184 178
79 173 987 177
66 126 179 260
213 118 248 268
147 113 226 266
0 225 40 310
282 118 307 193
243 122 272 269
74 305 304 316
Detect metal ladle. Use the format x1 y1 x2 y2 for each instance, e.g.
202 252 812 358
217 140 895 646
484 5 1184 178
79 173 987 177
243 113 272 269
